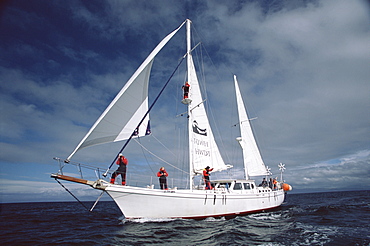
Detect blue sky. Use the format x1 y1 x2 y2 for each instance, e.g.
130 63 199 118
1 0 369 203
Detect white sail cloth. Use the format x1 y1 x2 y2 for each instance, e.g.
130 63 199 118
187 54 231 174
67 21 186 161
234 75 268 178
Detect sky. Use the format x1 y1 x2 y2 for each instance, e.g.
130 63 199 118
0 0 369 203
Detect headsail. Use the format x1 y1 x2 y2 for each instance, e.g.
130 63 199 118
67 21 186 161
186 20 231 175
234 75 268 178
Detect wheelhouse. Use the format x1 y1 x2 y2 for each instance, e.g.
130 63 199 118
212 180 256 191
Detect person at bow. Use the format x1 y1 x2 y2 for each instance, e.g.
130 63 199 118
110 153 128 185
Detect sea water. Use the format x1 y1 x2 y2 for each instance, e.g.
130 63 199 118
1 190 369 245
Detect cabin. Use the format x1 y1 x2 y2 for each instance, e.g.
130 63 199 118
206 179 280 194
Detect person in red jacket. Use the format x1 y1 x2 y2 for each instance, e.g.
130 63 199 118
273 177 278 190
203 166 214 190
182 81 190 99
157 167 169 190
110 153 128 185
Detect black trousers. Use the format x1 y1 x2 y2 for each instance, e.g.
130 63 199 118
159 178 167 190
111 171 126 182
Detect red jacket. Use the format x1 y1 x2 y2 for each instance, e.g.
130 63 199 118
116 156 128 165
157 169 168 177
203 168 213 177
182 83 190 92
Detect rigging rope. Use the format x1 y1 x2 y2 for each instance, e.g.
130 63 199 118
151 134 178 159
103 56 186 177
136 137 156 176
133 138 189 175
54 178 89 211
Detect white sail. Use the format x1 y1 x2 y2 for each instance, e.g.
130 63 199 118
67 21 186 160
234 75 268 178
186 24 231 174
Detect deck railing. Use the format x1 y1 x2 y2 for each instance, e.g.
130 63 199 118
52 157 190 189
53 157 111 180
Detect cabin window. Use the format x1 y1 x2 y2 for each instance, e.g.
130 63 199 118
234 183 243 190
243 183 251 190
251 183 255 189
219 183 231 189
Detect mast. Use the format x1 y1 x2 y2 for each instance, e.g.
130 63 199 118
185 19 231 188
186 19 193 190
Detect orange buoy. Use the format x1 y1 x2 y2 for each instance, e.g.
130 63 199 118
282 183 292 191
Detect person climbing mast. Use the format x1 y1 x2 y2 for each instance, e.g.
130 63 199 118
182 81 190 99
181 81 192 104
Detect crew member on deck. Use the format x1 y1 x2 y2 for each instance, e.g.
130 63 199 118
269 178 273 189
273 177 278 190
182 81 190 99
259 178 268 187
110 153 128 185
203 166 214 190
157 167 169 190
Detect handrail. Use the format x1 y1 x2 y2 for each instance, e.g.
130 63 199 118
53 157 111 180
53 157 190 189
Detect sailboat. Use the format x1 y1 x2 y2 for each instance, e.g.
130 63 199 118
51 19 292 219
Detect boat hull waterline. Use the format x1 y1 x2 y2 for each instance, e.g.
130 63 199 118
52 174 285 219
105 184 285 219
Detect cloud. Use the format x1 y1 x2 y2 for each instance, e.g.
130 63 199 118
0 0 369 202
285 150 370 192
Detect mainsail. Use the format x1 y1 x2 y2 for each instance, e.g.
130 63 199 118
234 75 268 178
186 21 231 175
67 21 186 161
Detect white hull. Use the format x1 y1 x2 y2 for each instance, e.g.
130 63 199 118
104 184 285 219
